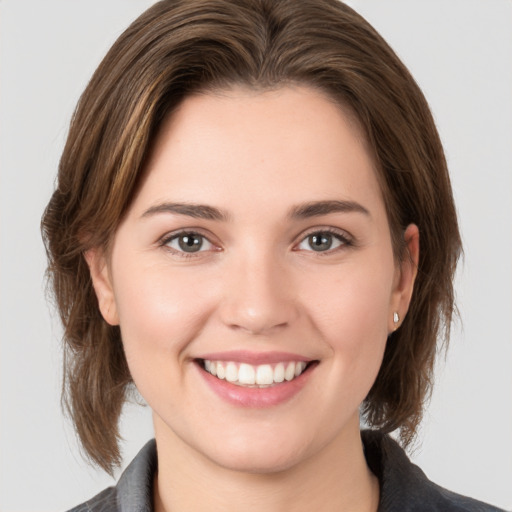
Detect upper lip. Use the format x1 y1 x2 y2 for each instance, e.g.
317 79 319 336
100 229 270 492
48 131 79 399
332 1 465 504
196 350 314 365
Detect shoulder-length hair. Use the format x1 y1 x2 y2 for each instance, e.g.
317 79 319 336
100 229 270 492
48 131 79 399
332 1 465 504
42 0 461 474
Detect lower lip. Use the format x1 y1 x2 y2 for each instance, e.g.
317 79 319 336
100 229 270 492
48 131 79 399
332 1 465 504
196 362 316 408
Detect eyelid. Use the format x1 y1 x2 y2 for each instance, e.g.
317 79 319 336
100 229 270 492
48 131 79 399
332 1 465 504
294 226 354 252
156 226 353 256
158 228 220 257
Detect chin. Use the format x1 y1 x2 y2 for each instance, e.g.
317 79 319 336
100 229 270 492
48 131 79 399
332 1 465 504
209 445 307 475
198 429 314 475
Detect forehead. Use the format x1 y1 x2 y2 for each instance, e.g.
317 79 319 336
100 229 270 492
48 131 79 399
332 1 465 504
131 85 384 219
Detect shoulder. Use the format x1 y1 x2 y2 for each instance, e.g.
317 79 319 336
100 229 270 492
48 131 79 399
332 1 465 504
66 487 117 512
65 439 157 512
361 430 506 512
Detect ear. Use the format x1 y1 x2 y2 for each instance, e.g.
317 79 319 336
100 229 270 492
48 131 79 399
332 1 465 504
389 224 419 332
84 248 119 326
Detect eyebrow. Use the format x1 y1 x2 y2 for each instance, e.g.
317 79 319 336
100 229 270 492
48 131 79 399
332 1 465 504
141 199 369 222
141 202 230 221
288 200 370 219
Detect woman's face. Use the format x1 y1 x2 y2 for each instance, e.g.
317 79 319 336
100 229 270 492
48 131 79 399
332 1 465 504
89 86 417 473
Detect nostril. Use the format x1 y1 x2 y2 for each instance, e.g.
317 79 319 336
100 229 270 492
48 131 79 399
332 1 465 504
227 320 290 336
218 278 299 335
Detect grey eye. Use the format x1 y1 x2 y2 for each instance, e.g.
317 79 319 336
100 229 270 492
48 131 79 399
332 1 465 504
178 234 203 252
166 233 212 253
297 231 346 252
308 233 334 251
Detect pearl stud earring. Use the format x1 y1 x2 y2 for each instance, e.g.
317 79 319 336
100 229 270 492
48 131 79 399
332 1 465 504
393 312 400 324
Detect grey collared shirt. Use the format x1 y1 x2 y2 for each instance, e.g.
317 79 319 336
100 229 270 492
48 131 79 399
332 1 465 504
67 431 505 512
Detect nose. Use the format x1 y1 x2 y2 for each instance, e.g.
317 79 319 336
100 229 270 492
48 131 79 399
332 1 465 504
218 250 298 336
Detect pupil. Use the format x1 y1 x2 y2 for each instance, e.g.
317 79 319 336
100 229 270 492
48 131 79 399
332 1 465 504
178 234 202 252
309 233 332 251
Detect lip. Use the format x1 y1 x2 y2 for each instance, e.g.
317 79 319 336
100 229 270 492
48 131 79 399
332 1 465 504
195 355 318 408
196 350 311 365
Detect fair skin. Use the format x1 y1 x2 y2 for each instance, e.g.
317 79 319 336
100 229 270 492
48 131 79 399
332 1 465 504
87 86 419 512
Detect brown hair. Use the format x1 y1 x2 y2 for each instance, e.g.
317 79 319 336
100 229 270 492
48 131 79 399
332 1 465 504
42 0 461 474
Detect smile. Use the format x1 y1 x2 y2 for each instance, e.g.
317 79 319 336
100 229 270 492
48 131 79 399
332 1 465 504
196 355 317 407
202 360 308 387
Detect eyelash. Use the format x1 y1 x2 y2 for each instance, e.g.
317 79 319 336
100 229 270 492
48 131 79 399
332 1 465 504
159 230 217 259
159 227 353 258
295 227 353 255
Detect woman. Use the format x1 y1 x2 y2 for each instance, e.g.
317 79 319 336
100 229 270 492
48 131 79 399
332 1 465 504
41 0 505 510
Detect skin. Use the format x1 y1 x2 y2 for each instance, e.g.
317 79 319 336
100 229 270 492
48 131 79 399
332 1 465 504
87 86 419 512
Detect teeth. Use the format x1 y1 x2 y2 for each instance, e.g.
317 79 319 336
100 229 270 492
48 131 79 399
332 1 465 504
295 361 306 377
256 364 273 385
202 360 309 387
216 362 226 380
225 362 238 382
274 363 285 383
284 362 295 381
239 363 256 385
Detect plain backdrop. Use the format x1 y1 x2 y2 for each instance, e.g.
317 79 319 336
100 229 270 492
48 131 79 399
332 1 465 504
1 1 511 510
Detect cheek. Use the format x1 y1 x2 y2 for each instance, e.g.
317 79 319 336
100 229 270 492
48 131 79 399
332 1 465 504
307 259 393 336
111 262 217 372
304 259 394 385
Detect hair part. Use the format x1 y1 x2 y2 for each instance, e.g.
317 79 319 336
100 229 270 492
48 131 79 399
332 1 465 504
42 0 461 474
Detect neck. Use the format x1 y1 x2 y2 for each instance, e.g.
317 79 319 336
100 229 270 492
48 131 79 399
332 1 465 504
153 416 379 512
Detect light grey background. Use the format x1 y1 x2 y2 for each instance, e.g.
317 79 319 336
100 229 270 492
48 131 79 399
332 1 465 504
1 1 511 510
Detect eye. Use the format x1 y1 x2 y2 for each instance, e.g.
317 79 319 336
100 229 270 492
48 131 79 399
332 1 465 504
163 232 214 254
297 230 350 252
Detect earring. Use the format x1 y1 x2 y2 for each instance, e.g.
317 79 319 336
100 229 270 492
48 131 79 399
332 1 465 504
393 312 400 324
